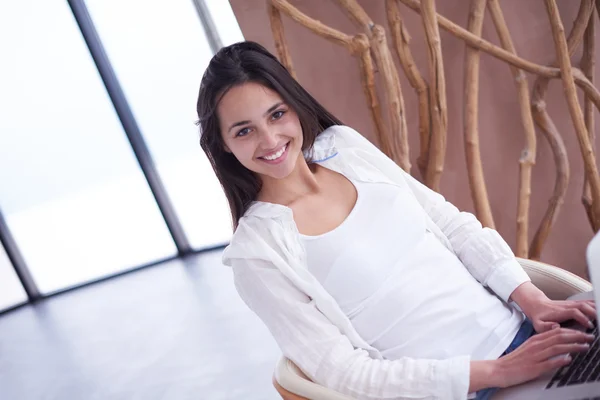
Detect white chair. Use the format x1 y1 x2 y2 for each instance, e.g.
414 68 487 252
273 258 593 400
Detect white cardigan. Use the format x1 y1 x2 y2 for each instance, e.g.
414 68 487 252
222 125 531 400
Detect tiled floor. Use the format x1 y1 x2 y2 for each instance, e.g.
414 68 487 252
0 250 281 400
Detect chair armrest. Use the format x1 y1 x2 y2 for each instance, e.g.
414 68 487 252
516 257 592 300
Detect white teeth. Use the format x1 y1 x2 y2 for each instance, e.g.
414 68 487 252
262 143 287 161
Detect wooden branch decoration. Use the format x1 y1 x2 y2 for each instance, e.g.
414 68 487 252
528 110 570 260
387 0 431 179
529 0 593 105
582 7 597 231
268 1 296 78
351 34 390 158
334 0 411 172
334 0 372 31
487 0 537 258
526 1 593 258
372 24 411 171
464 0 494 229
270 0 354 50
545 0 600 230
421 0 447 191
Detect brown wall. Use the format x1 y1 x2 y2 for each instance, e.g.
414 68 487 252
229 0 599 278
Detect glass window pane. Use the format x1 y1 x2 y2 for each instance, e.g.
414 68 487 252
0 244 27 312
85 0 234 249
0 0 177 293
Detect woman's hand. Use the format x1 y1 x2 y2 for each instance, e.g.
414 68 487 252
510 282 596 333
470 328 593 391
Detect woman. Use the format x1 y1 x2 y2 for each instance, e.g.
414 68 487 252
196 41 595 400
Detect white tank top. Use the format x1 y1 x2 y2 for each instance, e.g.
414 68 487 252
300 179 523 361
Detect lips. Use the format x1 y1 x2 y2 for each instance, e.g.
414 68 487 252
259 142 289 161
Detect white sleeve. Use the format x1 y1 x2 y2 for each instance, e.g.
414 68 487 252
232 258 471 400
400 168 530 302
337 125 530 302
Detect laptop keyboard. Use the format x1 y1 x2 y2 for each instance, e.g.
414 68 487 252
546 324 600 390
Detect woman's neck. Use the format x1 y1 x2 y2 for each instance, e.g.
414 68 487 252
257 157 322 206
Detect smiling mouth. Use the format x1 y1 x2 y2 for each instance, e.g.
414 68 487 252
259 142 289 161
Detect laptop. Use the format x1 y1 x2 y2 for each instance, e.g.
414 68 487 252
494 233 600 399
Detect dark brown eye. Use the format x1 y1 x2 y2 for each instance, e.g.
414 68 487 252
236 127 251 137
271 110 285 120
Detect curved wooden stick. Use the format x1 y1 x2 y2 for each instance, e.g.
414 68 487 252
582 7 597 231
334 0 372 30
527 0 594 259
530 0 593 102
373 24 412 171
528 110 570 260
421 0 447 191
334 0 411 171
464 0 494 229
487 0 537 257
268 1 296 78
387 0 431 179
352 34 390 157
545 0 600 230
270 0 354 50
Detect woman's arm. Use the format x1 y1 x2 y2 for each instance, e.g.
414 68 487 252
400 171 530 302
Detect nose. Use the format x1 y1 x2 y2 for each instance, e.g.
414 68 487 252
259 126 279 150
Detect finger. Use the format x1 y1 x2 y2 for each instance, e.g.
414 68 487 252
538 328 595 346
553 308 593 329
532 326 571 341
539 354 572 374
585 300 596 306
579 302 597 320
535 320 559 333
586 299 596 309
564 300 595 310
538 343 590 361
585 300 597 310
575 300 596 311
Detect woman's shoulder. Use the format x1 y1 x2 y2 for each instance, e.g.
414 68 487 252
222 204 297 265
315 125 383 157
302 125 364 161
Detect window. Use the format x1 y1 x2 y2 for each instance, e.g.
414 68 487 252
0 0 177 293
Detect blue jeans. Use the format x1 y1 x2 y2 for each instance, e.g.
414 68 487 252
474 319 536 400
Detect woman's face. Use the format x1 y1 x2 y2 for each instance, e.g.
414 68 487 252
217 82 304 181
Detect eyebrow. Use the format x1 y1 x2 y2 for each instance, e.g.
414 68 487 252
227 101 285 133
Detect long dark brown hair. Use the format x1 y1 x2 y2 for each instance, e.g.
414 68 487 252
196 41 342 229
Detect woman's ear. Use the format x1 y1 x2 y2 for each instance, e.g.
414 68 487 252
223 144 231 153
